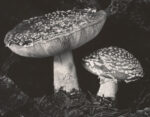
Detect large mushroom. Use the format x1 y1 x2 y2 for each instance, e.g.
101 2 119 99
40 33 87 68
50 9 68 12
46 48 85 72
82 46 144 99
4 8 107 92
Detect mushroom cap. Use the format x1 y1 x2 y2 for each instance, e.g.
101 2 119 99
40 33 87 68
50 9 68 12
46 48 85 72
82 46 144 83
4 9 107 58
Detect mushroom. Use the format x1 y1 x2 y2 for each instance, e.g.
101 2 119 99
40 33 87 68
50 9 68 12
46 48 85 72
82 46 144 99
4 8 107 92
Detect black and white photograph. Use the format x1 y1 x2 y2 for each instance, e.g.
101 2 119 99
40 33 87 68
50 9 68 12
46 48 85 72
0 0 150 116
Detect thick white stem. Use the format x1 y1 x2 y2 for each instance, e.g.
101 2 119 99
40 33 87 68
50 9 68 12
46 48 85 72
97 79 118 100
54 50 79 92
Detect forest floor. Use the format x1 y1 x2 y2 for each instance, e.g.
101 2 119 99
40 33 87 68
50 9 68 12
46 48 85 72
0 74 150 117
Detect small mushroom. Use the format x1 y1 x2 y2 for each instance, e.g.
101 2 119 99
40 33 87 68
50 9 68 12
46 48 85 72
4 8 107 92
82 46 144 99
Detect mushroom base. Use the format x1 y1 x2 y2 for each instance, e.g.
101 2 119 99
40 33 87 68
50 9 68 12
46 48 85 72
97 79 118 100
54 50 79 92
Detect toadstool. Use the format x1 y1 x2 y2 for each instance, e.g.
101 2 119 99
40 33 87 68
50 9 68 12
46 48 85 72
82 46 144 99
4 8 107 92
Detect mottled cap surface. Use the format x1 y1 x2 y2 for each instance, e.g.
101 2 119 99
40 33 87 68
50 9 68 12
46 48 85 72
83 46 144 83
4 9 106 57
5 8 100 47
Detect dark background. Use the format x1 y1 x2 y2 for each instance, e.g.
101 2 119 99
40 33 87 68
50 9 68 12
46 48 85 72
0 0 150 108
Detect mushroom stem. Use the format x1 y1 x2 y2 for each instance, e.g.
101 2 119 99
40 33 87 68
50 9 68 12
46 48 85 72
54 50 79 92
97 79 118 100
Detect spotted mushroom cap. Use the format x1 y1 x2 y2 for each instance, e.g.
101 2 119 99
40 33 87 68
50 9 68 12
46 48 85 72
82 46 144 83
4 8 106 58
